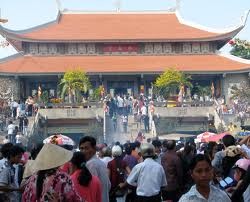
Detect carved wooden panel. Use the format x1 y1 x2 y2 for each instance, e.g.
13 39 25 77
173 43 183 53
144 43 154 54
192 43 201 53
29 43 38 54
68 43 77 55
163 43 172 54
58 44 65 54
38 44 48 55
201 43 210 53
48 44 57 55
209 43 216 53
154 43 163 54
78 44 87 54
87 44 96 54
183 43 192 54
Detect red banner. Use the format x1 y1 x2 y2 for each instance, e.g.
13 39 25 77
103 44 138 53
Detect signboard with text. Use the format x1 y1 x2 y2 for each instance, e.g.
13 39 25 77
103 44 139 53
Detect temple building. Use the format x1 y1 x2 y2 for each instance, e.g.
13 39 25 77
0 8 249 101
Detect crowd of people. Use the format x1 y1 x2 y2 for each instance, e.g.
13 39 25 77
0 133 249 202
105 94 155 134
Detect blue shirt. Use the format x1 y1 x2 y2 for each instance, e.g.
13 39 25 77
178 184 231 202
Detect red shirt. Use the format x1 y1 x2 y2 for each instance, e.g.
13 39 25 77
60 162 72 174
107 158 127 190
71 170 102 202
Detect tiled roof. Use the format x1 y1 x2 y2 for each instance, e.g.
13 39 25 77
0 54 249 74
2 12 242 41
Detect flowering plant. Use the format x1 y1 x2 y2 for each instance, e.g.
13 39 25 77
229 38 250 59
50 98 63 103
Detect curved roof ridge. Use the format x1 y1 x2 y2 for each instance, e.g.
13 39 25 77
61 9 176 15
175 9 249 34
216 51 250 65
0 11 61 35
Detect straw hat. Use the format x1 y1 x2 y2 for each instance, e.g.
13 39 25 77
224 145 242 157
32 143 73 171
23 160 35 179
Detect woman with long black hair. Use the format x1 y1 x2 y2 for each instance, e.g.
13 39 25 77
71 152 102 202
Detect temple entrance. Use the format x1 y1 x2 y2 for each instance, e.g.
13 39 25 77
107 81 134 96
114 88 128 96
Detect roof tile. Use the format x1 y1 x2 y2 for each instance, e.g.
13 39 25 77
0 54 249 74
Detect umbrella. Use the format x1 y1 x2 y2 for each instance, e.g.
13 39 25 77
43 134 75 146
203 132 229 143
195 132 216 143
158 133 196 140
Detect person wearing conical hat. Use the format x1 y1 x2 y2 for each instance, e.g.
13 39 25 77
22 144 83 202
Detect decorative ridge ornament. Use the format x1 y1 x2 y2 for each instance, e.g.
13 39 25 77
175 0 181 11
0 18 8 23
241 9 250 26
113 0 122 12
55 0 63 12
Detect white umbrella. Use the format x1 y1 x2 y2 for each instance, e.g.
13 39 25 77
158 133 196 140
43 134 75 146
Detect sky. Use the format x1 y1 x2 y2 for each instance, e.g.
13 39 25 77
0 0 249 59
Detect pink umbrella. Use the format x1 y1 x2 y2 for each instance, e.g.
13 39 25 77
203 132 229 143
43 134 75 145
196 132 217 142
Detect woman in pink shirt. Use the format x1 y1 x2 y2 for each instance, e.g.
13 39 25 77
71 152 102 202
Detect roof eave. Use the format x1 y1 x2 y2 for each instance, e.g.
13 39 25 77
0 10 248 43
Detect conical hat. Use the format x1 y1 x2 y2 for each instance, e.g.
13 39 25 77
32 143 73 171
23 160 35 179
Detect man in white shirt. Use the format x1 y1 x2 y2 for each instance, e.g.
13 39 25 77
7 121 15 144
10 101 18 119
120 143 167 202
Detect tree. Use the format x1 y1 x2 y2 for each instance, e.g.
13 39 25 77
154 68 192 98
197 85 211 98
230 82 250 125
230 82 250 104
229 38 250 59
59 69 91 103
89 86 102 101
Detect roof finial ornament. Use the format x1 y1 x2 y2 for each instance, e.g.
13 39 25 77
113 0 122 12
241 9 250 26
55 0 63 12
0 8 8 24
175 0 181 11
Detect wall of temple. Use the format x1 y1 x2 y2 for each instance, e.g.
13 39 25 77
22 42 217 56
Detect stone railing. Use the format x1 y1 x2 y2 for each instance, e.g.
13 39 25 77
154 101 214 107
38 101 103 109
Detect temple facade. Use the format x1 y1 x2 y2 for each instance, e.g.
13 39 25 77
0 9 249 101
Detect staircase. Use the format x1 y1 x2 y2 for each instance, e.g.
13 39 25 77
105 114 154 144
